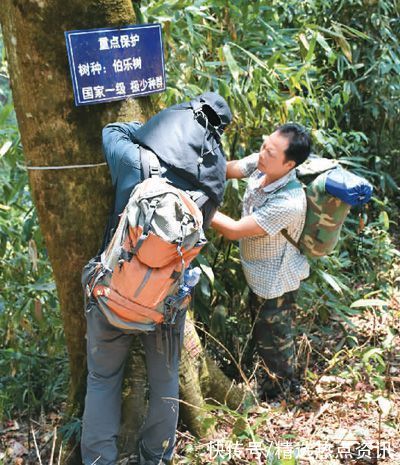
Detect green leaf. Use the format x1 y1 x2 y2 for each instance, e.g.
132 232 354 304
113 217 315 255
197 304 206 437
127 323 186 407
229 42 270 72
201 416 217 432
318 270 343 294
379 211 390 230
316 33 333 54
31 282 57 292
218 79 231 100
338 23 371 41
232 416 248 437
350 299 388 308
210 304 227 338
222 44 241 81
195 254 214 285
0 140 12 158
335 32 352 62
298 33 309 51
305 32 317 62
362 347 383 363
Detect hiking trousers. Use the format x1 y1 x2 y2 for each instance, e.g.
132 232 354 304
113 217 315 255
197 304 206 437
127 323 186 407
250 290 298 381
81 302 186 465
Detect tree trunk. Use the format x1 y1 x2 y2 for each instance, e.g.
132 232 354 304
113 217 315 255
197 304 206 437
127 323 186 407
118 339 148 462
181 315 247 416
0 2 245 463
0 3 151 463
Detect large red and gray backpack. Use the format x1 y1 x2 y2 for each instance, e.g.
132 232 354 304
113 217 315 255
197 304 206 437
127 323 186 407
83 150 206 331
83 92 232 331
82 92 232 331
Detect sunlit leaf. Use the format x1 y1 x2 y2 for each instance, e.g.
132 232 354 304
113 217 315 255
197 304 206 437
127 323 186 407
318 270 343 294
195 254 215 285
350 299 388 308
222 44 241 81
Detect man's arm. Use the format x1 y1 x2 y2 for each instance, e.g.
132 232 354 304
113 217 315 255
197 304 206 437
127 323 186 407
102 121 142 186
226 160 246 179
226 153 259 179
211 211 267 240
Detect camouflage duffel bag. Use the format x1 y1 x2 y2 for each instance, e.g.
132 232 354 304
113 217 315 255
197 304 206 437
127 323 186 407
282 156 373 258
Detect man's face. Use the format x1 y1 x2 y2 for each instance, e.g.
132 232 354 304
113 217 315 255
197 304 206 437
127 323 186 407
257 131 295 180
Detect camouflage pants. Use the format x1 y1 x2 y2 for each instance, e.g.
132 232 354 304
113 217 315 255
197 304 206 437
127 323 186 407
250 290 297 381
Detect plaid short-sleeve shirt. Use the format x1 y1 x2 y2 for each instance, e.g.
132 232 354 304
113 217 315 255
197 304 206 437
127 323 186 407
236 153 310 299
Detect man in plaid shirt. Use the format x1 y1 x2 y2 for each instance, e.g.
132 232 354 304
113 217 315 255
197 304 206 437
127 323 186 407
211 123 311 399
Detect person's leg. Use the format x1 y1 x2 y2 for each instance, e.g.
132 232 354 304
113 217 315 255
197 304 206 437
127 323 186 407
252 291 298 398
81 303 132 465
138 309 187 464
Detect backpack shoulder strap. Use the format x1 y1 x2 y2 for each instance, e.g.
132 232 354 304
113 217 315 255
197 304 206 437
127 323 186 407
140 146 161 179
278 177 303 250
280 228 301 250
141 148 210 210
186 189 209 208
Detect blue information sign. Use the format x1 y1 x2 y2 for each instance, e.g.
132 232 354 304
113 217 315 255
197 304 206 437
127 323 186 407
65 24 166 106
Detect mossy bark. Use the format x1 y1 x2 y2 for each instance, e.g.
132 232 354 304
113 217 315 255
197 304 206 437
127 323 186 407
118 339 148 461
180 315 247 436
180 317 212 437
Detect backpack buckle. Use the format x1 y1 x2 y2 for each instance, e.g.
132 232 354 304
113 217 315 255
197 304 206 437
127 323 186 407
149 165 160 177
164 297 179 325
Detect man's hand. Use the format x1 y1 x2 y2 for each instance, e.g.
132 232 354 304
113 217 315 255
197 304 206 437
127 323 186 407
211 211 267 241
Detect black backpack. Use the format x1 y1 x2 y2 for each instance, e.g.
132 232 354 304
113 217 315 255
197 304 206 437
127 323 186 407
99 92 232 253
134 91 232 208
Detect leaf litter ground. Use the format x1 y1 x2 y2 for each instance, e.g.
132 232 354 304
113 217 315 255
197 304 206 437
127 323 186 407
1 298 399 465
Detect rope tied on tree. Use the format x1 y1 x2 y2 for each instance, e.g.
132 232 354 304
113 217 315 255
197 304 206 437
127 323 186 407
26 162 107 170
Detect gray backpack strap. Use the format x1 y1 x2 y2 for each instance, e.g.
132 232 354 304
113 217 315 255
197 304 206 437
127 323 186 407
132 198 160 256
140 146 161 179
186 189 208 208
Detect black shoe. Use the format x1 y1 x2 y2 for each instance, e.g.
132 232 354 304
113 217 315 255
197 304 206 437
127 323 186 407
141 461 170 465
117 456 139 465
138 441 172 465
290 378 301 397
261 377 301 400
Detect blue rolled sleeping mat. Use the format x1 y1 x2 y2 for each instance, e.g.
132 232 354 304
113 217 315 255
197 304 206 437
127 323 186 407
325 166 373 206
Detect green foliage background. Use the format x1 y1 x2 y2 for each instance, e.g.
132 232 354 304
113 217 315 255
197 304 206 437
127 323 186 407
0 0 399 419
0 38 67 418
